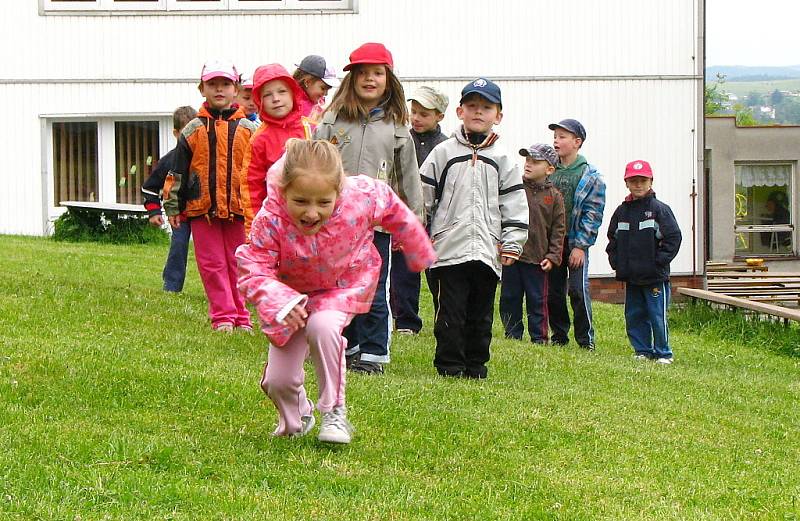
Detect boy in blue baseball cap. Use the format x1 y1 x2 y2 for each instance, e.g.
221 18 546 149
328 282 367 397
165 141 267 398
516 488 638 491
420 78 529 379
546 118 606 351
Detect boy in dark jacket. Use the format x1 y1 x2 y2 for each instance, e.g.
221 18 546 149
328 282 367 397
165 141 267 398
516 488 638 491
390 86 449 334
606 160 682 364
500 144 566 343
141 105 197 292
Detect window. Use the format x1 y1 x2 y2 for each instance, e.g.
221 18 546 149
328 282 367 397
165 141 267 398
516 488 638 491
53 122 99 204
734 163 795 256
42 0 351 11
48 117 169 212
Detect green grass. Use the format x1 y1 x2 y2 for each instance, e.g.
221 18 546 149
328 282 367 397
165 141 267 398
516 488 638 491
1 235 799 520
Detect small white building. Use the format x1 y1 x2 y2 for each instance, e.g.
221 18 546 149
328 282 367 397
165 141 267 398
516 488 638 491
2 0 704 277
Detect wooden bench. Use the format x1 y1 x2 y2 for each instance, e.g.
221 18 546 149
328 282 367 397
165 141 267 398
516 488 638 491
677 287 800 325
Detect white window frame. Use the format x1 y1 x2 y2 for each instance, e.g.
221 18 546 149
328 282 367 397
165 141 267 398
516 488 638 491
166 0 229 11
44 115 172 220
43 0 351 11
733 161 796 257
43 0 166 10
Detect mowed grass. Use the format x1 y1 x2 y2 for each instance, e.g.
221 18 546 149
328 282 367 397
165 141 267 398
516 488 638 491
1 235 799 520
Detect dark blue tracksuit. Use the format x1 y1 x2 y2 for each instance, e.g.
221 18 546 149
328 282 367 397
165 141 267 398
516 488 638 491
390 125 448 332
606 191 682 359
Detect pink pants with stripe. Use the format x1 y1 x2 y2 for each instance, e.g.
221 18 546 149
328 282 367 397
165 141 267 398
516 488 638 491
261 309 352 436
190 216 251 329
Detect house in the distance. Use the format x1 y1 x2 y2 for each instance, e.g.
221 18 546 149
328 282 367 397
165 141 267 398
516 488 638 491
705 116 800 269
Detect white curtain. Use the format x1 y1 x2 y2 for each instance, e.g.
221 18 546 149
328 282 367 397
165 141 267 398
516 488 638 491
735 164 792 188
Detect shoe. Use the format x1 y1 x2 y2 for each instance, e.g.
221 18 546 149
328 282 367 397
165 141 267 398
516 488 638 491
395 328 418 336
655 357 673 365
213 322 234 333
580 343 596 352
551 339 568 346
436 368 465 378
290 401 316 438
349 360 384 374
236 324 254 334
318 406 354 444
345 351 358 369
464 367 488 379
633 354 650 360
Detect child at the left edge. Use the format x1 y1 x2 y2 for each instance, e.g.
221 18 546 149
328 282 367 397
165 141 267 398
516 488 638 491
236 72 260 125
606 160 682 364
314 42 423 375
141 105 197 292
162 59 259 332
236 139 435 443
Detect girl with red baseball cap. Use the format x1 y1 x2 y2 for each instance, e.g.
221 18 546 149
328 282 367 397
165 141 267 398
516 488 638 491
314 42 424 375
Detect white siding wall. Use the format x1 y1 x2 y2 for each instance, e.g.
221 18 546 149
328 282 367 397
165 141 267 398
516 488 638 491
2 0 702 276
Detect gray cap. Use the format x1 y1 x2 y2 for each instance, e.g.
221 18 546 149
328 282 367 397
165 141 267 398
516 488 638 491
407 86 449 113
519 143 559 167
295 55 340 87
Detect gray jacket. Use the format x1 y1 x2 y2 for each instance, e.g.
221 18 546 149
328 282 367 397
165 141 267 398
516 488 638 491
314 108 423 222
420 129 528 276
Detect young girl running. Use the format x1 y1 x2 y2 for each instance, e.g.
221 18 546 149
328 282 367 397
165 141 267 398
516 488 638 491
314 42 423 374
236 139 434 443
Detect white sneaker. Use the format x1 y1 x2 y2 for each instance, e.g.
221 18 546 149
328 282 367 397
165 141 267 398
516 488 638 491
633 354 650 360
318 406 354 444
655 357 674 365
290 413 316 438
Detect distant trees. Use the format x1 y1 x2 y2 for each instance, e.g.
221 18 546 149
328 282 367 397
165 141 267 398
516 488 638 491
770 89 785 106
744 91 763 107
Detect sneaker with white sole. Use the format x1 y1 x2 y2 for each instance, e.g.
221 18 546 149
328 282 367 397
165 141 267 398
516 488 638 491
318 406 354 444
290 412 316 438
655 357 673 365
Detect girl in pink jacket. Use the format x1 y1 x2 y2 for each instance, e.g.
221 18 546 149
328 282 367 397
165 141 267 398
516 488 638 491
236 139 435 444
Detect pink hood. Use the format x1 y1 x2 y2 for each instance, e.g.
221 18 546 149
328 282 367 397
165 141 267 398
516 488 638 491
252 63 305 127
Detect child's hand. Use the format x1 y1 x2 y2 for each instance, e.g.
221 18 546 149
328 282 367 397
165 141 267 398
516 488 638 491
283 303 308 331
568 248 585 269
168 215 181 229
500 255 516 267
540 258 553 272
149 214 164 227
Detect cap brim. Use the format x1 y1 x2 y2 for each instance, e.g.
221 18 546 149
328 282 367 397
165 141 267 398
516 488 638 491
459 89 501 105
407 96 437 110
322 77 340 88
343 60 391 71
201 72 238 82
518 148 531 157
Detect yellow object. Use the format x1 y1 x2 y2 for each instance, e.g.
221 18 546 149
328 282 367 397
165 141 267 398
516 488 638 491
745 258 764 266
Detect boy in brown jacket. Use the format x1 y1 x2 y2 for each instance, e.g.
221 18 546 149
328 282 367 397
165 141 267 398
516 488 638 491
499 143 566 343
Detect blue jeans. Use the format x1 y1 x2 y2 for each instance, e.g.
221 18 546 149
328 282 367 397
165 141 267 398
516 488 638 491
344 231 392 364
499 262 549 342
163 222 191 292
625 281 672 359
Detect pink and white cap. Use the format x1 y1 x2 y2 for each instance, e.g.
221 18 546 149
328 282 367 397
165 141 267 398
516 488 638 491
200 59 239 82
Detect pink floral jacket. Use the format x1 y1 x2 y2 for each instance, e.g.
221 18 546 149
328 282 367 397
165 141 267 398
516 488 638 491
236 173 435 346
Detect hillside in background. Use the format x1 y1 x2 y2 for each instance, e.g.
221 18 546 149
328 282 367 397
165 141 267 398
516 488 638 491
706 65 800 81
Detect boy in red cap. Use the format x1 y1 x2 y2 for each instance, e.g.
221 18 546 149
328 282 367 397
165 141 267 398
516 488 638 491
606 160 682 364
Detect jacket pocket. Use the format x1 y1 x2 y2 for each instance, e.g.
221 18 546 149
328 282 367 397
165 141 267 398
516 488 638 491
186 172 201 201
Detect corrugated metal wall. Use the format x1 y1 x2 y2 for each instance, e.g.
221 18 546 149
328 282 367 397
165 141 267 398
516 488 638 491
2 0 702 276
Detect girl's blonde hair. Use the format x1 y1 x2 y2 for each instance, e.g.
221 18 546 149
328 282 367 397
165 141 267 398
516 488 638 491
323 65 408 125
280 138 344 193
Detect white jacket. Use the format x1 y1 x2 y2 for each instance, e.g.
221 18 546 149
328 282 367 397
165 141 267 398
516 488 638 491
420 128 528 275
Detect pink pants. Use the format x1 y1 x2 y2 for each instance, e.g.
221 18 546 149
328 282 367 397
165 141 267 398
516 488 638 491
190 217 251 329
261 309 352 436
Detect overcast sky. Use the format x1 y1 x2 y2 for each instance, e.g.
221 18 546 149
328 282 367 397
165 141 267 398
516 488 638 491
706 0 800 66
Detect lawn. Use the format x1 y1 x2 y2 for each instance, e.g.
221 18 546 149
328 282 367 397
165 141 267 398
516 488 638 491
1 235 798 520
720 78 800 98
